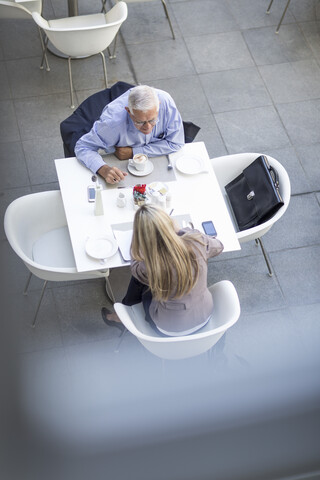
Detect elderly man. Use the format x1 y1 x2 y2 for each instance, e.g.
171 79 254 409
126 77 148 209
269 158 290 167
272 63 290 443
75 85 185 184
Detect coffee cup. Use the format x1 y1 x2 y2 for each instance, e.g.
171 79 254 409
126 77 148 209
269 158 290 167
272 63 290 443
132 154 148 171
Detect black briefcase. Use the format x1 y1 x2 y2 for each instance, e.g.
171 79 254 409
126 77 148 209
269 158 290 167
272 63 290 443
225 155 284 231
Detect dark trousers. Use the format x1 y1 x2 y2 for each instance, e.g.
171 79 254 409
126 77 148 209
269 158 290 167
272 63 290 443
122 276 165 334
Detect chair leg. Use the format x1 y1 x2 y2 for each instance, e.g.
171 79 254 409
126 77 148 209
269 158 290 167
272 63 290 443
31 280 48 328
99 51 108 88
39 32 50 72
105 277 115 303
101 0 107 13
266 0 274 13
114 328 127 353
67 57 75 109
23 272 33 296
275 0 291 33
107 32 118 59
160 0 176 39
257 237 273 277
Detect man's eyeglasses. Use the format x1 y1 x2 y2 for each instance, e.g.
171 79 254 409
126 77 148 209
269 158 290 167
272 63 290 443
132 118 158 127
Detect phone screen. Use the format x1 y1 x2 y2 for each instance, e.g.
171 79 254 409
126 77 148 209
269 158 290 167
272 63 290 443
202 221 217 237
87 186 96 202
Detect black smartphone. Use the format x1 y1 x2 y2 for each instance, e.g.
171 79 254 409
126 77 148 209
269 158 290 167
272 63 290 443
202 221 217 237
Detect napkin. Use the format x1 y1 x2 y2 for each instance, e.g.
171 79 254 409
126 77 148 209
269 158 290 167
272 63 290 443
112 229 133 262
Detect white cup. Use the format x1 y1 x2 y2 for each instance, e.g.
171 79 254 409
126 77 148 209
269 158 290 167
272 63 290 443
116 192 126 208
132 154 148 171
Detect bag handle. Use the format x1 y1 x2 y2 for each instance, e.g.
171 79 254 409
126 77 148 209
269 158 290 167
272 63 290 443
268 165 279 187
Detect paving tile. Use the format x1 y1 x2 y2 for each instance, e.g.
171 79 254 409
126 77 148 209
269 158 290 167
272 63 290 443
200 67 272 113
265 146 312 195
277 99 320 146
243 24 314 66
270 245 320 306
263 193 320 252
222 307 308 372
226 0 295 30
289 303 320 363
149 75 211 118
259 59 320 104
117 1 180 44
190 114 227 159
207 254 286 315
0 61 11 100
290 0 320 22
185 31 254 74
0 141 30 189
172 0 237 36
54 281 120 346
129 38 195 82
0 100 20 143
215 106 291 153
22 136 64 185
299 21 320 63
294 143 320 191
0 19 43 60
14 94 72 141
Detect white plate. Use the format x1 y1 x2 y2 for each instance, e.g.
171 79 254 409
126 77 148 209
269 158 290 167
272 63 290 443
85 234 118 259
146 181 168 196
127 159 154 176
175 155 208 174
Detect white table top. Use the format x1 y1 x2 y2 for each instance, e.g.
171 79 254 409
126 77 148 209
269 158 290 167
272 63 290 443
55 142 240 273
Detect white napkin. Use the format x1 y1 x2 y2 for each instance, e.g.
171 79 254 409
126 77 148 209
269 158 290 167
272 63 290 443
112 229 133 262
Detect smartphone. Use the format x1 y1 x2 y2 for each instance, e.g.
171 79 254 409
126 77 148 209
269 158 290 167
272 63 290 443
202 220 217 237
87 185 96 203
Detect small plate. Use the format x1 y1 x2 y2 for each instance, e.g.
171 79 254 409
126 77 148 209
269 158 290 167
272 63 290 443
85 234 118 259
127 159 154 177
175 155 208 175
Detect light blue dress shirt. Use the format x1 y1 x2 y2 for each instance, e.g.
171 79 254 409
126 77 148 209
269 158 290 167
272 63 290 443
74 88 185 174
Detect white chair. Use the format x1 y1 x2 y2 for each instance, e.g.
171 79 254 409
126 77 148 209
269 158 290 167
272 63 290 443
114 280 240 360
211 153 291 276
266 0 292 33
4 191 115 327
0 0 49 70
102 0 175 40
31 1 128 108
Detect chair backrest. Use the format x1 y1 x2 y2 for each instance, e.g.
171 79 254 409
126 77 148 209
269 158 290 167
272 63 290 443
211 153 291 242
114 280 240 360
0 0 41 18
32 2 128 57
4 191 67 266
60 81 135 157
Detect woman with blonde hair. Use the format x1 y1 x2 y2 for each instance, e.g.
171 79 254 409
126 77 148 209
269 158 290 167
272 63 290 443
102 205 223 336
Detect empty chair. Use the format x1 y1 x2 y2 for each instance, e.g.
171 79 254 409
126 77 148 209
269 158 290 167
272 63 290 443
31 1 128 108
114 280 240 360
4 191 115 327
0 0 49 70
211 153 291 276
266 0 292 33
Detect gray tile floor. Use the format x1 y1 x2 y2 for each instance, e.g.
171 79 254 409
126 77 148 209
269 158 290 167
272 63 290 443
1 0 320 478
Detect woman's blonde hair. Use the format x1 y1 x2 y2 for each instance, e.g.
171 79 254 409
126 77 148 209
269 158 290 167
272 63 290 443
131 205 204 301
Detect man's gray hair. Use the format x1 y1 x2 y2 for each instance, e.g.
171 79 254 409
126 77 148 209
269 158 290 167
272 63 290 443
128 85 159 113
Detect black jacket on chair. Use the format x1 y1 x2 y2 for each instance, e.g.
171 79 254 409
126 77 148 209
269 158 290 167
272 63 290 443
60 81 201 158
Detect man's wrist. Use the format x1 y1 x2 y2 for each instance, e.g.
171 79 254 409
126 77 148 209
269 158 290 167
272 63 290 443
97 165 110 178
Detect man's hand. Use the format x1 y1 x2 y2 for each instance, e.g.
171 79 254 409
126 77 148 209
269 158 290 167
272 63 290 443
97 165 128 184
115 146 133 160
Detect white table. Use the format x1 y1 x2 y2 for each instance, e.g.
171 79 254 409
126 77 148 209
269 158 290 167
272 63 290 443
55 142 240 273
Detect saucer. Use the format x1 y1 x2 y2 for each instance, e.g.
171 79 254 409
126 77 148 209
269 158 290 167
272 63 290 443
127 160 154 176
85 234 118 259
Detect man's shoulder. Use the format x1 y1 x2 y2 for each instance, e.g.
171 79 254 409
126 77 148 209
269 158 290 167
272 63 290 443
155 88 174 103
